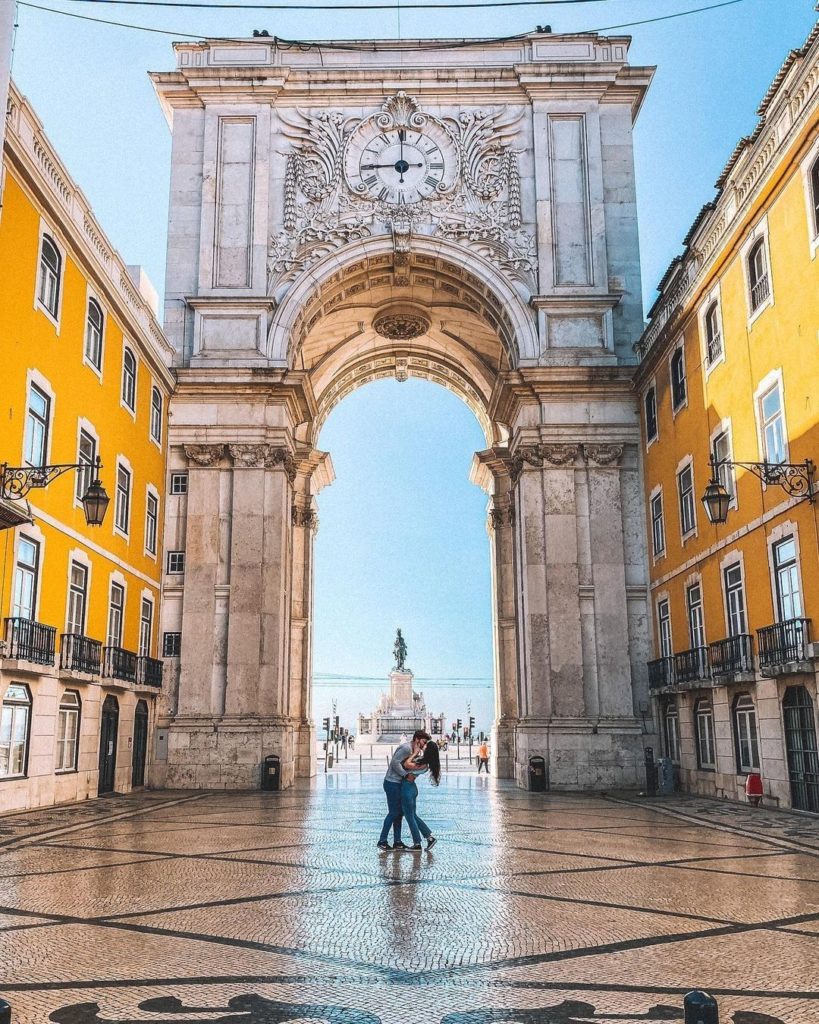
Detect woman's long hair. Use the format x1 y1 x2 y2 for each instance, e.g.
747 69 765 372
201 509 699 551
421 741 441 785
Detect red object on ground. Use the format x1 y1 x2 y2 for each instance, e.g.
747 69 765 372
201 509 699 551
745 773 763 806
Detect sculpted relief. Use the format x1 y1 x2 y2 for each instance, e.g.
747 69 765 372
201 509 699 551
267 92 536 294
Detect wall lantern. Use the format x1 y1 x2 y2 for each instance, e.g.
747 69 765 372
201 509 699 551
0 457 110 528
701 453 815 526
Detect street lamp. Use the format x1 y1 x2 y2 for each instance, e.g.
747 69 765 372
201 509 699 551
701 453 815 525
0 457 110 527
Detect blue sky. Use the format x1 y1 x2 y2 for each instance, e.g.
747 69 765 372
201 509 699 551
9 0 818 681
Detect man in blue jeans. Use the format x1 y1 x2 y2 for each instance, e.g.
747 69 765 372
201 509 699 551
377 729 430 850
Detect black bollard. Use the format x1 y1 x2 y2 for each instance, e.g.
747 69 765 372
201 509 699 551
0 998 11 1023
684 990 718 1024
644 746 657 797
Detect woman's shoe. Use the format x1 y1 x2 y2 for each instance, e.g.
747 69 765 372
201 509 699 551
426 836 437 851
377 841 390 851
392 841 408 850
410 844 423 851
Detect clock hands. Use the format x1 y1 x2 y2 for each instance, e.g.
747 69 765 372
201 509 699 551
361 162 423 171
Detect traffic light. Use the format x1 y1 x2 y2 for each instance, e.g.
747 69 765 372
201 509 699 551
334 716 340 731
469 716 475 733
322 717 330 733
456 718 462 732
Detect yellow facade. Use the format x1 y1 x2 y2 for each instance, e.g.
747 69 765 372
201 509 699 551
0 83 174 811
636 25 819 809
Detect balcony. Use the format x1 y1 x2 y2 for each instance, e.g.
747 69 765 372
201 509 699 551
757 618 812 676
674 646 712 685
137 656 163 688
60 633 102 675
3 617 56 666
103 645 137 683
750 273 770 311
648 657 675 691
710 634 755 679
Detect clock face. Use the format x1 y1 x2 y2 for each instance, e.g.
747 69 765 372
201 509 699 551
344 120 459 206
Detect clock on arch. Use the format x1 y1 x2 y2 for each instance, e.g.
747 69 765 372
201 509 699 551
343 92 460 206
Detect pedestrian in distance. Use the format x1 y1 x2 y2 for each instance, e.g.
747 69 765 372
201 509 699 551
476 740 490 774
377 729 430 851
400 740 441 851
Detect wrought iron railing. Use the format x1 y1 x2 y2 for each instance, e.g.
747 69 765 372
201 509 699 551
757 618 811 670
750 273 770 311
710 634 754 676
60 633 102 674
103 645 137 682
648 657 675 690
674 646 711 684
4 617 56 665
137 656 163 687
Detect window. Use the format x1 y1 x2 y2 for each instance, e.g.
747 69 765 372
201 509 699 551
678 463 696 537
138 598 153 658
704 302 722 365
724 563 747 637
37 234 61 318
55 691 80 772
76 429 97 502
122 348 136 411
695 698 716 769
0 685 31 778
150 387 162 443
663 700 680 763
811 155 819 237
163 632 182 657
115 464 131 535
759 381 786 464
644 387 658 443
66 561 88 635
657 598 672 659
670 348 687 411
85 300 104 370
687 582 705 649
167 551 185 575
748 237 770 311
107 582 124 648
12 537 40 620
145 492 158 556
651 492 665 557
733 693 760 773
24 383 50 467
170 473 188 495
773 536 802 621
712 429 735 503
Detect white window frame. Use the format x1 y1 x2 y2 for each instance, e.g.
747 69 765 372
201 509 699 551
149 386 163 447
144 485 159 558
55 690 81 773
695 698 716 770
74 418 99 509
120 345 137 417
106 574 127 649
699 283 725 375
668 341 688 416
64 549 92 636
170 472 188 496
676 456 697 541
720 552 748 638
800 136 819 259
733 693 760 774
34 222 64 331
741 217 774 324
643 380 659 449
12 531 43 622
710 419 737 513
138 591 154 658
663 700 680 764
167 550 185 575
113 456 133 540
0 684 32 778
766 521 806 625
649 485 665 560
685 576 706 650
753 368 789 467
656 594 673 659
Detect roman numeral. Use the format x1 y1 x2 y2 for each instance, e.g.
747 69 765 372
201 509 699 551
425 175 440 188
429 162 444 171
378 187 389 201
425 144 439 155
364 175 378 187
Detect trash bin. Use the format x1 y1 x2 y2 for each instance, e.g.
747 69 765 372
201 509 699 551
644 746 658 797
657 756 675 795
528 755 546 792
261 754 280 791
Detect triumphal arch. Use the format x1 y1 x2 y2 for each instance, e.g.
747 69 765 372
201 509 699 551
151 32 655 789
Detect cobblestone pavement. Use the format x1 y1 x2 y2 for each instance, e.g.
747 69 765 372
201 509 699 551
1 776 818 1023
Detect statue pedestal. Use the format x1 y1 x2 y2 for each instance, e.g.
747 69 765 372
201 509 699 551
389 670 414 706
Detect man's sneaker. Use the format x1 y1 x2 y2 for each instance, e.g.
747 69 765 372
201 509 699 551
377 840 390 851
410 844 423 852
392 841 408 850
426 836 437 851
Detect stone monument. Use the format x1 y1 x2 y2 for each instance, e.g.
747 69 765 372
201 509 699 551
358 630 443 742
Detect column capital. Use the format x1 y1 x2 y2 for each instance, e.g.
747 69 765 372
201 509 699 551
583 443 624 467
184 443 226 467
291 505 319 531
489 499 515 530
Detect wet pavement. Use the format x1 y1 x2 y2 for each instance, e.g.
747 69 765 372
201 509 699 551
1 775 818 1022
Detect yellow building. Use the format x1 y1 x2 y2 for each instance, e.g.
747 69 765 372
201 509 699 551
0 82 175 811
635 25 819 810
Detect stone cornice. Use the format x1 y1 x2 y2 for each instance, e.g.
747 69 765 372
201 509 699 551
171 367 318 425
4 82 176 391
508 442 626 483
489 366 636 426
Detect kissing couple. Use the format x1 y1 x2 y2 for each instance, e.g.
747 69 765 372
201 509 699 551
377 729 441 851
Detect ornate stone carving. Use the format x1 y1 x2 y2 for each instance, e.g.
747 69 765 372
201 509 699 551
228 443 267 468
541 444 580 466
184 444 225 467
489 502 515 529
510 445 544 484
263 446 297 483
268 95 535 292
292 505 318 529
373 308 430 341
583 444 624 466
510 443 582 483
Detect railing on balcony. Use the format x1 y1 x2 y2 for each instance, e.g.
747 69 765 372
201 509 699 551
60 633 102 675
103 645 137 683
674 646 712 684
137 656 163 687
710 634 754 676
648 657 675 690
758 618 812 670
3 617 57 665
750 272 770 311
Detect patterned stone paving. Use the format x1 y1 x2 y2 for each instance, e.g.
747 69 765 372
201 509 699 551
1 776 818 1022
